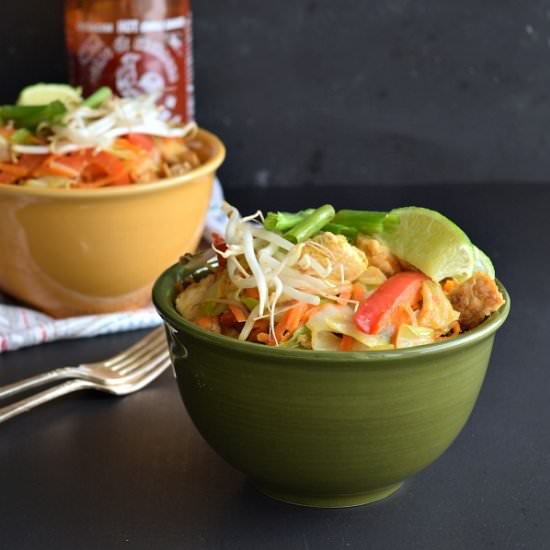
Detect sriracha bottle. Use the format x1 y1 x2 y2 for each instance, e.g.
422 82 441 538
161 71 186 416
65 0 194 123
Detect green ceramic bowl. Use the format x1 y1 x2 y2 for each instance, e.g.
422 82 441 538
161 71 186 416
153 263 510 508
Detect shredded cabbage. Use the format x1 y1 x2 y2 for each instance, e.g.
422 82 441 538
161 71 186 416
306 305 390 351
417 281 460 334
394 325 435 348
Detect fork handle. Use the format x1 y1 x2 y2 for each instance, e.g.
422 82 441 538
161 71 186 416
0 368 72 401
0 379 91 424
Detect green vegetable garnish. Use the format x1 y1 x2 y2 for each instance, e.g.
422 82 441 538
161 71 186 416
241 296 259 311
264 209 315 232
331 210 400 236
82 87 112 109
201 301 226 316
285 204 336 244
323 223 358 241
263 207 400 244
199 274 228 316
10 128 34 144
0 101 67 131
278 326 311 349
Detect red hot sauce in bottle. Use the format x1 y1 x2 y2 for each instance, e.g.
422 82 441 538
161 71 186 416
65 0 194 123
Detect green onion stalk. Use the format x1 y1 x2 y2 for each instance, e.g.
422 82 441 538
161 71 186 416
82 87 113 109
263 209 315 233
284 205 336 244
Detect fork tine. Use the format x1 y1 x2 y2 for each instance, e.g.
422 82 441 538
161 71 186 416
106 330 166 372
122 354 170 384
102 327 165 368
111 336 168 375
101 327 165 368
129 358 171 391
110 357 171 395
116 348 170 378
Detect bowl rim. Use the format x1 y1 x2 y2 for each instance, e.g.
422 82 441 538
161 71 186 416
0 127 225 200
153 262 511 363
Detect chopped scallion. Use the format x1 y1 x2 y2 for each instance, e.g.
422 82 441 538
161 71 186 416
263 209 315 233
284 204 336 243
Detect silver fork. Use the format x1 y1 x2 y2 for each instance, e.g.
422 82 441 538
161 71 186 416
0 327 167 400
0 327 171 424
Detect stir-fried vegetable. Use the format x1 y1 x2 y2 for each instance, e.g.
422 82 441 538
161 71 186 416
263 209 315 232
175 204 506 351
0 84 201 189
81 86 112 108
353 272 428 335
284 205 336 244
331 210 400 236
0 101 67 131
264 208 400 243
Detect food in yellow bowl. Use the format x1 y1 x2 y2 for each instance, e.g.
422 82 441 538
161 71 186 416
0 85 203 189
0 84 225 317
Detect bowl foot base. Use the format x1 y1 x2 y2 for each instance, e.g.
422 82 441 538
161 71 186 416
256 481 404 508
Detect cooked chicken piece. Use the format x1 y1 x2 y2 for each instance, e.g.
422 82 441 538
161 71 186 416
449 273 505 330
156 138 201 169
130 153 162 183
175 274 216 322
356 235 402 277
357 266 387 288
300 232 368 284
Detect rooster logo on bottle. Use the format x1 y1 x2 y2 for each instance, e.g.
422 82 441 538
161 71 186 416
115 52 166 97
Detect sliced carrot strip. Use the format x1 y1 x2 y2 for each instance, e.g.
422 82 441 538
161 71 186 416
274 302 309 343
0 172 19 184
340 335 355 352
351 282 367 302
126 133 154 152
196 316 215 329
244 287 260 299
18 154 49 173
35 158 80 178
0 163 29 177
228 303 247 323
339 287 352 301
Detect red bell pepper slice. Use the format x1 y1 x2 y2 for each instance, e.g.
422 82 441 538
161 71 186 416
353 271 428 335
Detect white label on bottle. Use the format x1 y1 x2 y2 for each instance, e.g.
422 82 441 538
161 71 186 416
77 21 114 34
140 20 164 33
89 47 114 86
165 16 186 30
78 34 106 66
133 36 179 83
75 16 185 36
117 19 140 34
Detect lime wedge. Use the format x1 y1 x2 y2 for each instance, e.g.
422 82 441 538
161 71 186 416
380 207 475 282
17 84 82 108
473 245 495 278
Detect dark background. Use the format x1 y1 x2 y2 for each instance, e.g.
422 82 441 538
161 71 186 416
2 0 550 187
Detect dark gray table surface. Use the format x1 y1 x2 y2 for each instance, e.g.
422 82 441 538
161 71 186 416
1 184 548 550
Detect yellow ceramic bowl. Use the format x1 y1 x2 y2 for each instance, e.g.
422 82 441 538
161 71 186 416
0 128 225 318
